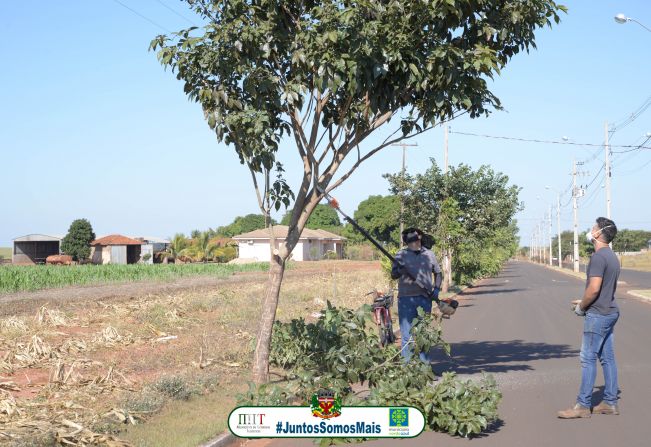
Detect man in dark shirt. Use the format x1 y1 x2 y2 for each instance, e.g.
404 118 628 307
391 228 443 363
558 217 621 418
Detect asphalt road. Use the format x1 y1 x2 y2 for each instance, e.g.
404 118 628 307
246 260 651 447
560 261 651 289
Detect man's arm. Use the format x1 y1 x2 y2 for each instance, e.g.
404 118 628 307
391 251 404 280
430 252 443 292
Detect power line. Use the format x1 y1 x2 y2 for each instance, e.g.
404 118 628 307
451 130 651 150
111 0 172 33
612 136 651 154
609 95 651 134
154 0 198 26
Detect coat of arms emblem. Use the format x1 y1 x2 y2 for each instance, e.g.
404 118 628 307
310 389 342 419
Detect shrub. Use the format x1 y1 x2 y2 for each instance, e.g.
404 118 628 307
151 375 196 401
343 243 381 261
242 302 502 438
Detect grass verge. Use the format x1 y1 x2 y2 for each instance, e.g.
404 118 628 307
620 252 651 272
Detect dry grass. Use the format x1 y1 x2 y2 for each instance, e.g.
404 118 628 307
0 261 384 446
620 252 651 272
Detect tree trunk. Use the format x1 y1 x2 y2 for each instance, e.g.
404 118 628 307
447 249 454 289
441 250 450 294
252 253 286 384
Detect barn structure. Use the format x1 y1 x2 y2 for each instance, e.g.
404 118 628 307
134 236 171 264
233 226 345 262
12 234 63 265
90 235 143 265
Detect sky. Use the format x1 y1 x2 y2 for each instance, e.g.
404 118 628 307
1 0 650 248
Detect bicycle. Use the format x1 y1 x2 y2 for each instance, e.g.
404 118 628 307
369 289 396 347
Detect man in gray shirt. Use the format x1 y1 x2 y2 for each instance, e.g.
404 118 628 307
391 228 443 363
558 217 621 419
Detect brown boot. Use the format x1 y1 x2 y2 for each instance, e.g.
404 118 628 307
593 401 619 415
557 404 591 419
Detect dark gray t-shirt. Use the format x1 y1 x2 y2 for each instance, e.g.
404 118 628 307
585 247 620 315
392 247 442 298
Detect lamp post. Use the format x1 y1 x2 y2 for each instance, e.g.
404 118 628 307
546 186 562 268
614 13 651 33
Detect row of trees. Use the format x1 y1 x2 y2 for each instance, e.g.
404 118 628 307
387 160 522 288
546 229 651 262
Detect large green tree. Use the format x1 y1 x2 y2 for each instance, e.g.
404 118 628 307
387 160 522 286
280 204 341 229
217 214 275 237
612 229 651 253
152 0 565 383
343 195 400 246
61 219 96 262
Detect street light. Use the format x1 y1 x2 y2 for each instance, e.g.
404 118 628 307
614 13 651 33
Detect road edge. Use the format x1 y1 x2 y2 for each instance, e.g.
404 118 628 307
627 290 651 303
199 432 243 447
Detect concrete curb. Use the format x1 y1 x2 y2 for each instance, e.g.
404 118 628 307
199 432 242 447
627 290 651 303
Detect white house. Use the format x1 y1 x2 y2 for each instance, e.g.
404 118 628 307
232 225 345 262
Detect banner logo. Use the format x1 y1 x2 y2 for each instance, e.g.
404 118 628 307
311 389 342 419
389 408 409 427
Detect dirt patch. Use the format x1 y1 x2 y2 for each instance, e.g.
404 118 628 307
0 261 384 446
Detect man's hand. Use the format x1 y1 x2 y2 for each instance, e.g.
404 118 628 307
573 303 586 316
432 287 440 302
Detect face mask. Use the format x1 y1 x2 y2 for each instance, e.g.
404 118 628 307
586 225 612 244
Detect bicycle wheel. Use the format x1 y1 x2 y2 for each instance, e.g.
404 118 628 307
385 316 396 344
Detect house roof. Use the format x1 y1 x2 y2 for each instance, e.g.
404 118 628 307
13 234 64 242
91 235 144 246
232 225 345 241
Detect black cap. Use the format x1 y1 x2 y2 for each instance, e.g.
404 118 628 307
402 227 422 244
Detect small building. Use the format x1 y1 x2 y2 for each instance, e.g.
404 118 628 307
232 226 345 262
12 234 63 265
134 236 171 264
90 235 143 265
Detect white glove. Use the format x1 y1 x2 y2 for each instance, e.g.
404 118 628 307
574 303 586 317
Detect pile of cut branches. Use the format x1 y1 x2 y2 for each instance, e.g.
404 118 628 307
241 302 501 438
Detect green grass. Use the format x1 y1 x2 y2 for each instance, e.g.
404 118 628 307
0 247 11 260
0 262 269 294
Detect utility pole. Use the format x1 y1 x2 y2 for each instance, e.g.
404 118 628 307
444 125 449 174
605 121 612 219
442 126 450 291
548 205 553 266
572 160 580 273
556 193 562 268
392 142 418 237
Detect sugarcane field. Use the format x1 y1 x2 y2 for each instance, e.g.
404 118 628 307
3 1 651 447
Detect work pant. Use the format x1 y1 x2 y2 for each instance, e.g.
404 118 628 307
398 295 431 363
576 311 620 408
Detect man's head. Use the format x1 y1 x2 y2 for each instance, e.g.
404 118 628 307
588 217 617 245
402 227 423 251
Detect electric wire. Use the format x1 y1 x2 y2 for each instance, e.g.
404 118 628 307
450 130 651 150
111 0 172 33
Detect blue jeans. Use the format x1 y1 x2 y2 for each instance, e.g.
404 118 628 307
398 295 432 363
577 312 619 408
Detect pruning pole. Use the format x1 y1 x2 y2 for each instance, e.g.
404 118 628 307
317 187 396 263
